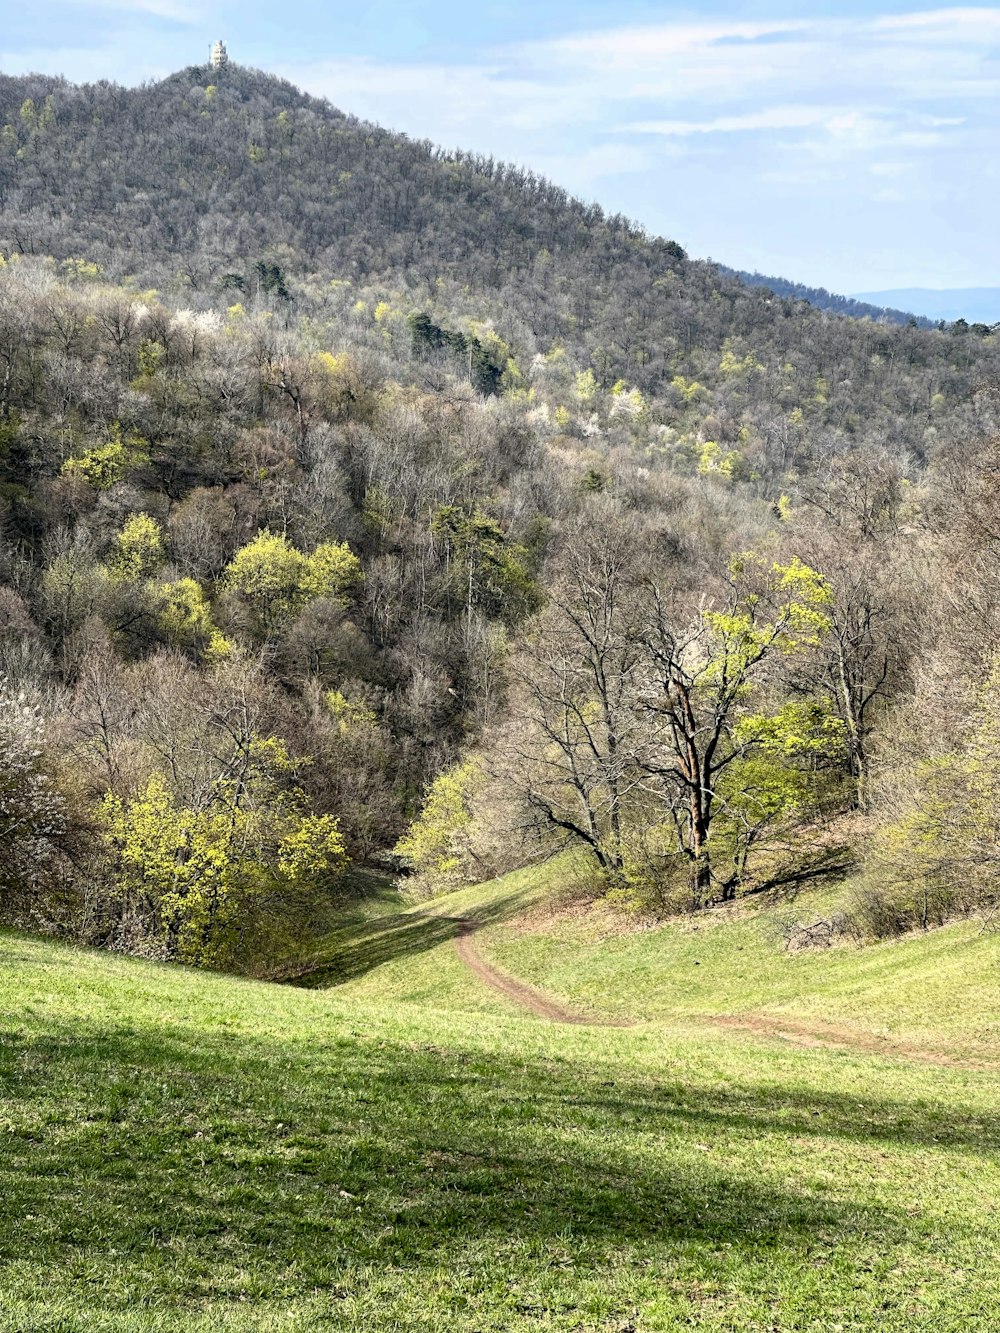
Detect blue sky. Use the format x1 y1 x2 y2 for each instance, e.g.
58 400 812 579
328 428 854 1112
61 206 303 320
3 2 1000 292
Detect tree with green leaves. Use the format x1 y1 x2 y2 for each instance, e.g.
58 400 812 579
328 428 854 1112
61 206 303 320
431 505 541 625
102 735 347 971
638 553 834 904
225 531 361 639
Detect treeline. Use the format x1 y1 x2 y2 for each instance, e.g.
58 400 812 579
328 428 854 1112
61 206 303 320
720 268 937 329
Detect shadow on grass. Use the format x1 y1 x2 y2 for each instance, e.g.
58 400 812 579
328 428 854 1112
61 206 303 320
2 1010 997 1322
289 893 525 988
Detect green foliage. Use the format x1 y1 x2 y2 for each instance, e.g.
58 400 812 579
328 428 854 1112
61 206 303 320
697 439 743 479
860 656 1000 936
61 424 149 490
109 513 164 582
325 689 377 733
735 699 849 765
157 577 230 658
408 311 507 395
224 531 361 637
431 506 541 623
253 259 289 299
394 758 481 895
299 540 364 601
706 555 832 671
661 701 847 903
102 751 347 969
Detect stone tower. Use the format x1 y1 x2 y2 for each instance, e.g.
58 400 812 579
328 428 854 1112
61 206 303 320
210 40 229 70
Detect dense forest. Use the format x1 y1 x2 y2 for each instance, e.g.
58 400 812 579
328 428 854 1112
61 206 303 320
2 61 1000 974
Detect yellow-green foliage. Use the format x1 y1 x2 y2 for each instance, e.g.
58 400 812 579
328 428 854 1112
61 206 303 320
135 338 164 380
670 375 707 404
736 699 849 764
61 424 148 490
697 440 743 479
723 701 849 832
103 757 347 969
574 369 598 403
704 555 831 670
394 759 481 893
110 514 164 581
862 659 1000 933
157 577 229 658
719 343 764 377
325 690 377 734
300 540 363 601
60 257 102 282
276 814 349 884
225 531 361 635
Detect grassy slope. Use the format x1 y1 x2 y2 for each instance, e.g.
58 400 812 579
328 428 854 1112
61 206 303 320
1 864 999 1331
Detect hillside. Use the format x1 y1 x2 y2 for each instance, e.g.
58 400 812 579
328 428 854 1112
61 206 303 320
3 863 1000 1330
1 60 1000 982
1 64 997 422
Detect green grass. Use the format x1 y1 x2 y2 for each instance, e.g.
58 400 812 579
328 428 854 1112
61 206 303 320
1 863 999 1330
475 864 1000 1056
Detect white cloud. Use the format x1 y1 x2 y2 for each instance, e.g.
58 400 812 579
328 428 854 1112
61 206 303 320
626 107 838 136
544 18 812 69
283 8 1000 147
62 0 205 20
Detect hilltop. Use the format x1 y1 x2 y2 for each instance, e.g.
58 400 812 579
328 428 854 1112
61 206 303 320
0 62 994 416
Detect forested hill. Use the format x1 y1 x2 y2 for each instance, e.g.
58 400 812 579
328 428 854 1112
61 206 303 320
3 60 1000 976
0 62 991 414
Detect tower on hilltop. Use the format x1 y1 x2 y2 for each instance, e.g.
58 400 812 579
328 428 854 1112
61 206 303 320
210 40 229 70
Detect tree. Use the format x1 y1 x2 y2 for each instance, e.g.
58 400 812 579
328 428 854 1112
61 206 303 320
103 768 346 970
501 510 650 878
638 554 833 904
224 531 361 639
109 513 164 582
500 522 836 905
0 688 83 921
394 758 482 896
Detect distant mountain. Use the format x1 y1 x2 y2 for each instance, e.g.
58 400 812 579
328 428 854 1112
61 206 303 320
720 268 934 328
0 60 998 476
852 289 1000 325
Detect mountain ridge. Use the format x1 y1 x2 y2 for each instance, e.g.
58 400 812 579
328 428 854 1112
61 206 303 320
852 287 1000 324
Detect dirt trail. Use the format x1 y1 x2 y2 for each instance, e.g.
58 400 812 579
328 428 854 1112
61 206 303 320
451 919 633 1027
707 1012 1000 1069
450 919 994 1062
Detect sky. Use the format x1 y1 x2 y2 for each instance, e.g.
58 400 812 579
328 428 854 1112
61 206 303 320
2 1 1000 293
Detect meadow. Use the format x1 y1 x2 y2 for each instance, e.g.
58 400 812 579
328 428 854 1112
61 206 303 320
2 863 999 1331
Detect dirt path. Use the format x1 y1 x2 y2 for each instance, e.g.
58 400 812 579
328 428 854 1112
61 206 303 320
451 919 994 1060
707 1012 1000 1069
452 919 633 1027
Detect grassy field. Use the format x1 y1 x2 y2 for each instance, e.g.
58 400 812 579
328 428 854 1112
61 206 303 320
2 863 999 1331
